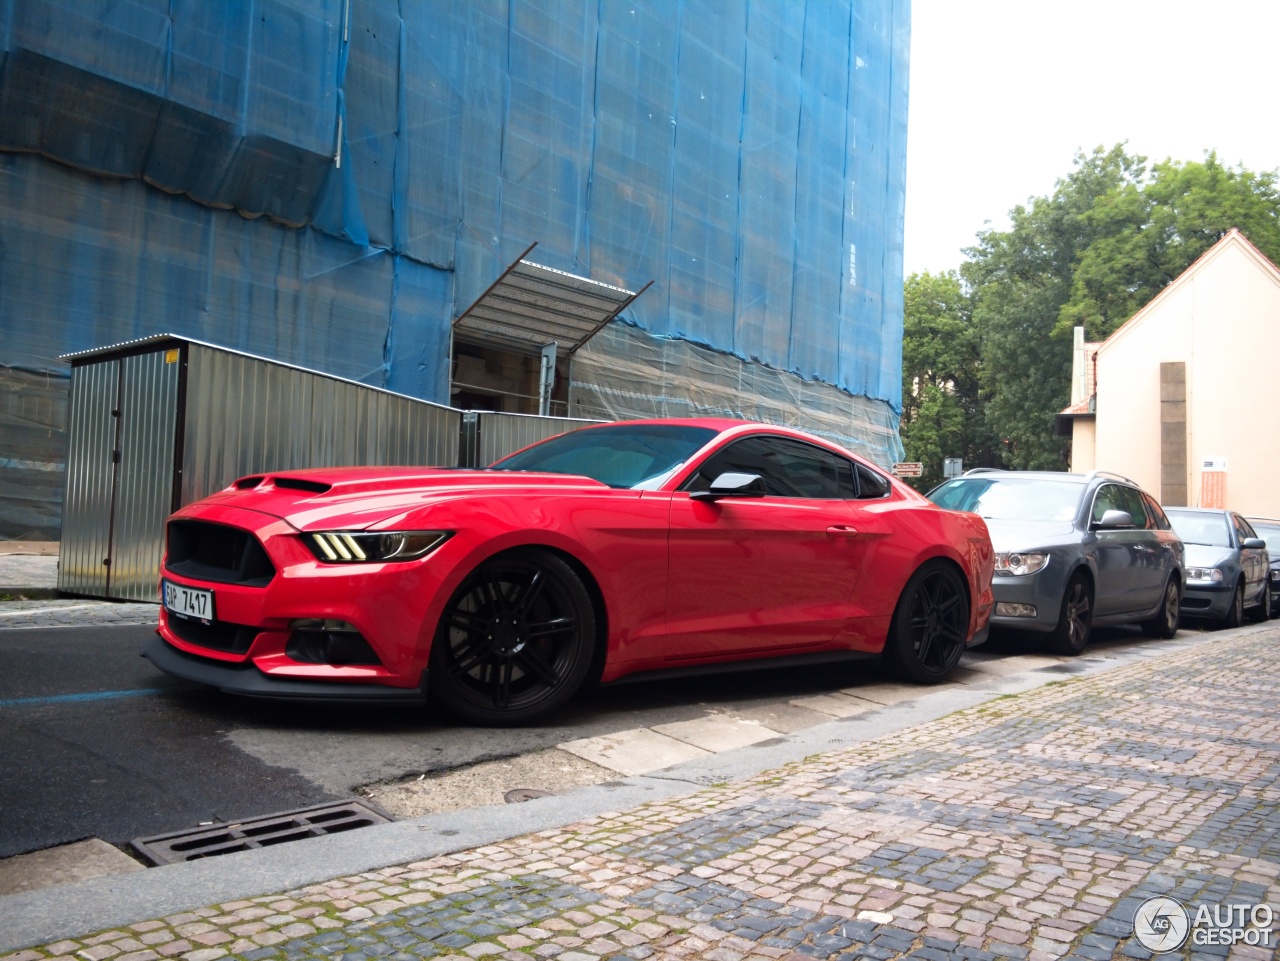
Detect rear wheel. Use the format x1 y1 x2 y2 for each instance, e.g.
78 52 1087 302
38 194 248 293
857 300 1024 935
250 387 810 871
1218 582 1244 630
428 549 595 725
1141 575 1180 639
884 561 970 683
1046 572 1092 655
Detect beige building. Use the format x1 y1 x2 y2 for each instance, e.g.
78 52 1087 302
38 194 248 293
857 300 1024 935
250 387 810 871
1059 228 1280 516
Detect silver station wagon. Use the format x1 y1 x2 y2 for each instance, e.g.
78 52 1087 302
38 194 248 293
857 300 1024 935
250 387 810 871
928 470 1184 654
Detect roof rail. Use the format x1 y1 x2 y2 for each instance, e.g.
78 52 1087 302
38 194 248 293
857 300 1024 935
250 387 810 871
962 467 1005 475
1086 469 1140 486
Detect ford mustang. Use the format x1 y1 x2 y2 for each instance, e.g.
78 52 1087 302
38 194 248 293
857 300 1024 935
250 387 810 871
144 419 994 724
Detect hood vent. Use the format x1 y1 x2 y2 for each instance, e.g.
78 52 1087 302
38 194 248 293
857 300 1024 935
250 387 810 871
273 477 332 494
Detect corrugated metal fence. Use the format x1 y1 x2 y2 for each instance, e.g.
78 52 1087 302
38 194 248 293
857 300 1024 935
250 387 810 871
59 337 600 601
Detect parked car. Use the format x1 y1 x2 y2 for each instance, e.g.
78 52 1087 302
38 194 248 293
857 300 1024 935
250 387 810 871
1165 508 1270 628
927 470 1183 655
1245 517 1280 617
145 418 995 724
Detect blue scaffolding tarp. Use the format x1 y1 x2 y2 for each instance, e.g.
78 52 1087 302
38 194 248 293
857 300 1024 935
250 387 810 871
0 0 909 537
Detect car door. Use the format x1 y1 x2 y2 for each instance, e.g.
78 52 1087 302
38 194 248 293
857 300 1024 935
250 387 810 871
1234 513 1268 607
663 435 879 659
1116 485 1165 610
1088 483 1141 615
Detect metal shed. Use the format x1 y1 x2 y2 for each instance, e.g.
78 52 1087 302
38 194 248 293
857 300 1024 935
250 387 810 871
59 335 599 602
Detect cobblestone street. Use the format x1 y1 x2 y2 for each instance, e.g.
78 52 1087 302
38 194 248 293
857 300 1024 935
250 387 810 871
5 628 1277 961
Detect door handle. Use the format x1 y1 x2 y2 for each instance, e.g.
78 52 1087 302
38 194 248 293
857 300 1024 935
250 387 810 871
826 525 860 536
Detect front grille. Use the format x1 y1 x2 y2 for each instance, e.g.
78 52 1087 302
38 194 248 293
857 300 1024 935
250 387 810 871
166 613 259 653
166 520 275 586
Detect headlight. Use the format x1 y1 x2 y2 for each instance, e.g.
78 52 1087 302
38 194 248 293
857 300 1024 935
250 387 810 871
1185 567 1224 583
994 552 1049 576
305 531 451 563
1271 569 1280 582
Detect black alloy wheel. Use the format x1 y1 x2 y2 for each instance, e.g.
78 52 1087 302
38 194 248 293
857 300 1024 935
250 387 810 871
884 561 970 683
1219 582 1244 630
428 549 595 725
1141 575 1180 639
1047 572 1093 656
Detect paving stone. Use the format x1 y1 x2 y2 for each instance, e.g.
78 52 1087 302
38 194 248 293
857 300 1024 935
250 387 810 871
15 630 1280 961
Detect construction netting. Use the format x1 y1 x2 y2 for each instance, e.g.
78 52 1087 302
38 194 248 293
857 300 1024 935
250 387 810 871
0 0 909 538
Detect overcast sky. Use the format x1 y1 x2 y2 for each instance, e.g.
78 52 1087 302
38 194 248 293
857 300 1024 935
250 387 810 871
903 0 1280 277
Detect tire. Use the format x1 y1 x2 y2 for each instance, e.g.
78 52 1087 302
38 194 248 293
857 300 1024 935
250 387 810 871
884 561 970 684
1046 572 1093 656
428 549 596 725
1141 575 1180 639
1218 582 1244 630
1252 581 1271 623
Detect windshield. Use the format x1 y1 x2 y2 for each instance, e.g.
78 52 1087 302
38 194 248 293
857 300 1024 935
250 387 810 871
1252 523 1280 553
490 423 719 489
1165 510 1231 548
928 476 1083 522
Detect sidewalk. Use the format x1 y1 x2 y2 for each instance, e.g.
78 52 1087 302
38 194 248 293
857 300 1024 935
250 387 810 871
0 544 157 627
2 623 1277 961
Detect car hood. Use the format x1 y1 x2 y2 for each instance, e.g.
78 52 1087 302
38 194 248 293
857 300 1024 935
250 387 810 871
184 467 614 531
1182 543 1234 568
979 518 1076 551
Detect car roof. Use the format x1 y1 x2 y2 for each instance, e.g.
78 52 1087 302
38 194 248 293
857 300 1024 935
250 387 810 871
1164 506 1228 514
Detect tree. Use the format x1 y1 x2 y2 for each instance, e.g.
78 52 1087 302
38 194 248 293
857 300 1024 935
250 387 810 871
899 271 990 489
962 145 1143 469
1058 152 1280 340
904 145 1280 473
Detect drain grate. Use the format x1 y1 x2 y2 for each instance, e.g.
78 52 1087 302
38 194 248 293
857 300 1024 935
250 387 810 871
132 799 394 865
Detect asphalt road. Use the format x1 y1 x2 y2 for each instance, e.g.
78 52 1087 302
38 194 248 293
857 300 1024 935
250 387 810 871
0 621 1177 860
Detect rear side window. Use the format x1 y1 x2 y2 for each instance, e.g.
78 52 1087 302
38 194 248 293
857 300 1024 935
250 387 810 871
684 436 857 499
855 463 891 499
1142 492 1172 531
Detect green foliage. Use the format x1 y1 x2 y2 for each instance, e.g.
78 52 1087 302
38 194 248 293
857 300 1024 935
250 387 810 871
899 271 995 489
905 145 1280 471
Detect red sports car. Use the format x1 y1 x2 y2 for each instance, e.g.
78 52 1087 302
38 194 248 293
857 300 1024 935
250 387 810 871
145 419 994 724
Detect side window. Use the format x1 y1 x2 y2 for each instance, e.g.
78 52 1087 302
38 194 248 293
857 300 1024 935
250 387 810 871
855 463 891 499
682 436 856 499
1142 492 1172 531
1234 514 1256 543
1090 484 1125 524
1118 487 1151 529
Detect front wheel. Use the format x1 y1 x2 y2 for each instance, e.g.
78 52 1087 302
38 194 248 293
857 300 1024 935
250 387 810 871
1046 572 1093 655
428 549 596 725
883 561 970 684
1218 582 1244 630
1141 575 1180 639
1252 581 1271 623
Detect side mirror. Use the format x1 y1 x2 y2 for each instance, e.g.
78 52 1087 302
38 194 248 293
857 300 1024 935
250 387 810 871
1092 509 1135 530
1242 537 1267 550
690 471 768 502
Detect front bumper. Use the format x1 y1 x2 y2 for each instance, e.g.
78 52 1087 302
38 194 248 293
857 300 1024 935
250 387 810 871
154 503 465 692
986 570 1067 634
143 635 426 701
1180 581 1234 619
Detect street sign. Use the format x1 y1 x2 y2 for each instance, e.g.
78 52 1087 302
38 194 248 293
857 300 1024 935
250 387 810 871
943 457 963 479
892 462 924 477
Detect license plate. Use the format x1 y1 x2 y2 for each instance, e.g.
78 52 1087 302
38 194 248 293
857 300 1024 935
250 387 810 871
163 580 215 624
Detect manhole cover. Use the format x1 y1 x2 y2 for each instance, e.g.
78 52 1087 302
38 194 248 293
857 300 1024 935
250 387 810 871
504 788 552 803
132 799 394 865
